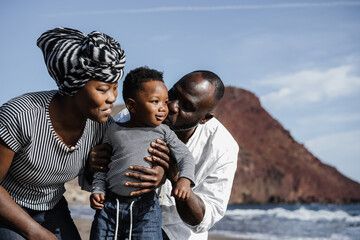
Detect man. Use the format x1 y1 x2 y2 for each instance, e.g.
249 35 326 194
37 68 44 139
114 70 239 239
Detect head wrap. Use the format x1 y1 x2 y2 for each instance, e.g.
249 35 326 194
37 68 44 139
37 27 126 96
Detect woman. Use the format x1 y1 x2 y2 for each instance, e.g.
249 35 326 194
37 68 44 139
0 27 127 239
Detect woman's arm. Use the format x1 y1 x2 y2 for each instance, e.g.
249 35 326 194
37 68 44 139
0 140 57 240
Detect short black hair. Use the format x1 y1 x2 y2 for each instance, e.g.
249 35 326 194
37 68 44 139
122 66 163 102
189 70 225 101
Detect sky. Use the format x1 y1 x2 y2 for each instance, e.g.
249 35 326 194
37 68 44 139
0 0 359 183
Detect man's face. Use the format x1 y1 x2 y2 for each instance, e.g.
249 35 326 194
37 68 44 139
164 73 216 131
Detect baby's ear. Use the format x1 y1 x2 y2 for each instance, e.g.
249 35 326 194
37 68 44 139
126 98 136 114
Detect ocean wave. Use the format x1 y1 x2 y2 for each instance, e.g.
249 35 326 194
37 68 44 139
209 230 353 240
226 207 360 223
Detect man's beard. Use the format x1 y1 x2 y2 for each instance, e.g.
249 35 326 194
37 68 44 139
166 118 201 132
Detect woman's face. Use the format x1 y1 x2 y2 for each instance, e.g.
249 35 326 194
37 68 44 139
74 80 118 123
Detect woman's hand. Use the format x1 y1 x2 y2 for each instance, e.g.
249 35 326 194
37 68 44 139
85 144 112 183
86 144 112 173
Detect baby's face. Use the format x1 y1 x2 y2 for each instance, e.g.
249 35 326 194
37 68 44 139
133 80 169 127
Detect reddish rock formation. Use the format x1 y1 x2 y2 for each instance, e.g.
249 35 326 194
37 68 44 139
214 86 360 204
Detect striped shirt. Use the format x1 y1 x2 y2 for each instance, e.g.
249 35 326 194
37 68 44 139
0 91 112 211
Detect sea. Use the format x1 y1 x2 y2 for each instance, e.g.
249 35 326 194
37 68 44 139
69 203 360 240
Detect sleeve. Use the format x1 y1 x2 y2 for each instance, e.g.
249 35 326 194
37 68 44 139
78 171 92 192
165 127 196 187
0 102 29 152
91 172 107 195
90 125 113 195
186 143 239 233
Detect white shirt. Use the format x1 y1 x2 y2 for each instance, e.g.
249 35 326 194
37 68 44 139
115 109 239 240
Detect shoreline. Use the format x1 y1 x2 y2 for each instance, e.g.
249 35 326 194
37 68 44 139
73 218 246 240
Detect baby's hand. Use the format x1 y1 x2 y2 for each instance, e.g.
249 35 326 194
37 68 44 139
171 178 191 201
90 193 105 210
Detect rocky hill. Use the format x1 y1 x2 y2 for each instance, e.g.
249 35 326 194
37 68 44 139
215 86 360 204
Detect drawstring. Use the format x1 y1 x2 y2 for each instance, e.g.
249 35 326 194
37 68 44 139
114 198 120 240
129 200 135 240
114 199 135 240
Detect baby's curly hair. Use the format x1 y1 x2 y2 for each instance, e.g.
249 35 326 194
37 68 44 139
122 66 163 102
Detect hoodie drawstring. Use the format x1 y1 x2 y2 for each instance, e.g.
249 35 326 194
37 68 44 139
114 199 135 240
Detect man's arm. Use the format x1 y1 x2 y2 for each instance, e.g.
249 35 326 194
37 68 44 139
149 140 206 225
186 154 238 233
174 188 205 225
152 138 239 232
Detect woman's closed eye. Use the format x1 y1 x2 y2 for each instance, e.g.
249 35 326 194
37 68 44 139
98 88 109 93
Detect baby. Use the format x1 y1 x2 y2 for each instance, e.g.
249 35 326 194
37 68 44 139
89 66 195 240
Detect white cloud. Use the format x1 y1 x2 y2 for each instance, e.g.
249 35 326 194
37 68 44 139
305 130 360 183
259 65 360 108
44 2 360 16
297 113 360 126
110 2 360 13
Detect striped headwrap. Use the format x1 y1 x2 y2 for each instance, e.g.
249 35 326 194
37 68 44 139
37 27 126 96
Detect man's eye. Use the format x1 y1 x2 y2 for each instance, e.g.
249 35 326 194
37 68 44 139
151 100 159 103
181 102 194 111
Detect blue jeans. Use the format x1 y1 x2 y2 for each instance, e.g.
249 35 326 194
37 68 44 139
90 191 162 240
0 196 81 240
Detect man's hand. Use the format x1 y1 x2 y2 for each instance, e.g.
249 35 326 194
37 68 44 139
145 139 170 168
125 165 165 196
146 139 179 183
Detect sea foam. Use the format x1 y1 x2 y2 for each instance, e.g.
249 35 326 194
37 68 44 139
226 206 360 223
